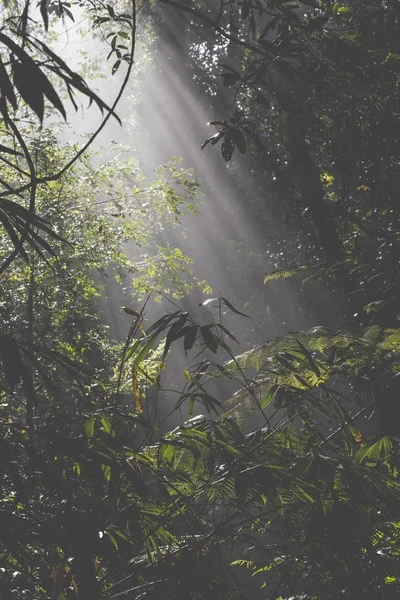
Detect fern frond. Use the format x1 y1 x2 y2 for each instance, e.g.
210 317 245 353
264 264 312 283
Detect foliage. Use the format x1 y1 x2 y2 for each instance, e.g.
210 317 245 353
158 0 400 282
1 2 400 600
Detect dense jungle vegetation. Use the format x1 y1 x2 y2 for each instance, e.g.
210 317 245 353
2 1 400 599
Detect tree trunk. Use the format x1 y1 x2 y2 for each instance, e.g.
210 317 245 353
286 120 344 266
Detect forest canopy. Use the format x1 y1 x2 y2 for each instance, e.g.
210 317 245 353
1 2 400 600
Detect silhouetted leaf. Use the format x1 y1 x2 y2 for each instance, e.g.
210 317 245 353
31 38 120 123
146 310 181 335
0 56 16 110
184 325 198 354
123 307 140 317
232 129 246 154
163 312 189 359
112 60 121 75
0 33 66 120
200 326 218 354
221 136 235 161
201 131 225 150
0 144 22 156
40 0 49 31
222 297 249 318
13 61 44 122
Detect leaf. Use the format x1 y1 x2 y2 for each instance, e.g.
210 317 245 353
0 144 22 156
221 137 235 161
261 384 278 409
105 530 119 550
85 415 95 439
184 325 198 354
123 307 140 317
13 61 44 122
0 211 29 263
213 323 239 344
200 326 218 354
102 464 111 481
101 415 112 434
296 339 320 377
112 60 121 75
40 0 49 31
264 264 310 283
231 129 247 154
198 297 219 307
0 56 16 110
32 38 121 123
292 486 315 504
163 312 189 359
201 131 225 150
355 437 390 464
134 336 158 366
158 442 176 467
0 33 66 120
146 310 181 335
222 297 249 318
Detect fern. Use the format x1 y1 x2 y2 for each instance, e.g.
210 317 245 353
264 264 313 283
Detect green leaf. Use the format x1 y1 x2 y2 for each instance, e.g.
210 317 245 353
101 415 112 434
337 6 354 14
105 530 119 550
355 437 393 465
261 384 278 409
158 442 176 466
85 415 95 439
